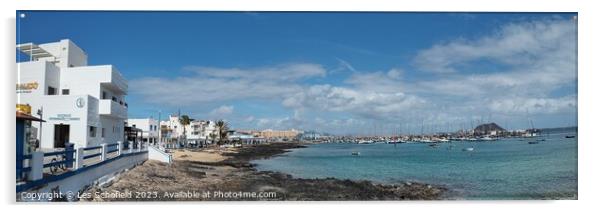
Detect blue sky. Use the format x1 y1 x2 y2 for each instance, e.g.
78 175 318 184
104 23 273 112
17 12 577 135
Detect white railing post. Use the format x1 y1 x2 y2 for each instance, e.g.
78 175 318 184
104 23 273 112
100 144 107 161
28 152 43 181
128 141 133 151
75 147 85 169
137 141 142 151
117 141 123 156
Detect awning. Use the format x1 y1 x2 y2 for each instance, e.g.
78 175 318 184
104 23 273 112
17 43 54 60
16 111 45 122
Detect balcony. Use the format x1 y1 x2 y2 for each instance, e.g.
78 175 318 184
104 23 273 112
63 65 128 95
99 99 127 119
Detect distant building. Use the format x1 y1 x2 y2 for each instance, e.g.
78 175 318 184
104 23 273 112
259 129 303 141
127 118 159 145
17 39 128 149
186 120 218 145
228 130 266 145
300 130 323 140
159 115 219 146
159 115 182 144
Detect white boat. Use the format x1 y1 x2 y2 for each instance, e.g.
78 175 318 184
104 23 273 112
358 140 372 144
462 147 474 152
420 138 434 143
480 136 498 141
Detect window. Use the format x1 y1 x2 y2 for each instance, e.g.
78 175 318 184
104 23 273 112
48 87 56 95
62 89 70 95
112 96 117 102
101 128 105 138
89 126 97 137
102 91 107 99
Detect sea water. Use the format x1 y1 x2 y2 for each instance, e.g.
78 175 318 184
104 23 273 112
252 132 577 199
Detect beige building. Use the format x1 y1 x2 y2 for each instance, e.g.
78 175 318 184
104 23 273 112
258 129 303 140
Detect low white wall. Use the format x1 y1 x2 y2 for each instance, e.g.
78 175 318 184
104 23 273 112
18 151 147 201
148 145 172 164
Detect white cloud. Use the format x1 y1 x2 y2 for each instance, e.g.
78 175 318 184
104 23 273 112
209 105 234 117
184 63 326 81
131 18 577 133
488 96 577 114
397 18 577 128
345 70 404 93
282 84 426 120
387 68 403 79
130 63 324 106
244 116 255 122
413 18 576 74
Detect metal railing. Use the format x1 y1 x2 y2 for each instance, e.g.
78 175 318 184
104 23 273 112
43 148 76 174
17 141 147 183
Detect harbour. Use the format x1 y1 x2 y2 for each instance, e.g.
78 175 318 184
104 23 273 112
253 131 577 199
14 11 579 202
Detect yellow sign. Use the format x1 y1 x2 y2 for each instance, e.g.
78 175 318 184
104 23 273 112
16 104 31 115
16 82 39 93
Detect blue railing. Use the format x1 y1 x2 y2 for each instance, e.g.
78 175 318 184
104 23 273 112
82 145 103 161
17 141 148 184
81 143 121 166
83 145 102 151
42 149 75 171
16 154 33 180
83 152 102 160
106 143 119 154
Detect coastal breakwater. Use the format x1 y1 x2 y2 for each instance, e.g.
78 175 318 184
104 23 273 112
82 143 445 201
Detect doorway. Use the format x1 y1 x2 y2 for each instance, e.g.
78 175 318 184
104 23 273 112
54 124 70 148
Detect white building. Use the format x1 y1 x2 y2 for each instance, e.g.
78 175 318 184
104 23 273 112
187 120 218 145
159 115 219 146
127 118 159 145
159 115 182 143
17 39 128 149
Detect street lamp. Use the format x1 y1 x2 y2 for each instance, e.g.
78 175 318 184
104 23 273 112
36 107 43 150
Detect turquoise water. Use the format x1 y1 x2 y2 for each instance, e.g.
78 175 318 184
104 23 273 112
252 132 577 199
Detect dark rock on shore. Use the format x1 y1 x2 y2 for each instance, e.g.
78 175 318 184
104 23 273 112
82 142 446 201
216 170 445 201
220 142 307 167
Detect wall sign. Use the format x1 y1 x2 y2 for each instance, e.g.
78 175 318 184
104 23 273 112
16 82 39 93
48 114 80 121
76 97 85 108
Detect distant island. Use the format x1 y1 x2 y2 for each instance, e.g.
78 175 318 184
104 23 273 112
474 123 506 135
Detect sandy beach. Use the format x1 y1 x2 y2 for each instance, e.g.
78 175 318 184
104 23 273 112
82 143 445 201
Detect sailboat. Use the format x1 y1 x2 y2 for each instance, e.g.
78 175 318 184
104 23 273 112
526 109 541 144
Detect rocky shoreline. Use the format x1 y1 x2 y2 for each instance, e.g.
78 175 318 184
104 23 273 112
82 142 446 201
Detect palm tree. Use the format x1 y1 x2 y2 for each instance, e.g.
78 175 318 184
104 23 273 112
179 115 192 147
215 120 229 145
